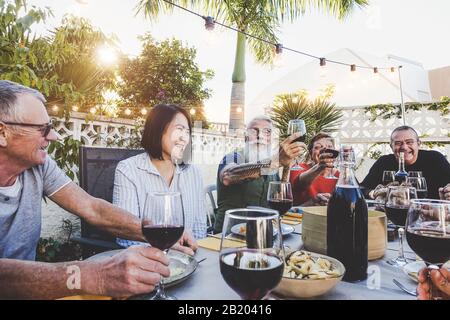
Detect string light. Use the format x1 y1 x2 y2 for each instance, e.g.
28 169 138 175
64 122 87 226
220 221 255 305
373 67 378 74
159 0 397 73
141 108 148 115
236 107 243 113
125 108 132 116
275 44 283 55
189 108 196 115
204 16 215 31
319 58 326 67
52 105 59 112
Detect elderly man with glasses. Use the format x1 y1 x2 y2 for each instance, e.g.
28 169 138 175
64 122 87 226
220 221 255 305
0 80 196 299
361 125 450 200
213 115 306 233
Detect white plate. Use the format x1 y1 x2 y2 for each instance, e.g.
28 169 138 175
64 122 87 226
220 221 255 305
230 222 294 237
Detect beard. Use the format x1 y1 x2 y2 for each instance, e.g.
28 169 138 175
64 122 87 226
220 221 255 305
247 141 272 162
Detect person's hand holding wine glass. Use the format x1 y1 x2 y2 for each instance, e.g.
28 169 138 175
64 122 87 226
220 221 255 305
318 136 339 179
405 199 450 300
287 119 307 171
141 192 185 300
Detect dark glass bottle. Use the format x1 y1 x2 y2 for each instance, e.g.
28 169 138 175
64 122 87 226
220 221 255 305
327 146 368 282
395 151 408 184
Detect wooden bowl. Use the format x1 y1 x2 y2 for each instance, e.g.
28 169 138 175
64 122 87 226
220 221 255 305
273 251 345 299
301 206 387 261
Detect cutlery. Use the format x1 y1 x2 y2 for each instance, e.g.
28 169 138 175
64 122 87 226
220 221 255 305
392 279 417 297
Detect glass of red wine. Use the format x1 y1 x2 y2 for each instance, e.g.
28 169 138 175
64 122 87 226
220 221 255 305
267 181 293 217
406 199 450 299
287 119 307 171
219 208 284 300
406 177 428 199
319 136 339 179
382 170 396 186
385 186 417 267
141 192 185 300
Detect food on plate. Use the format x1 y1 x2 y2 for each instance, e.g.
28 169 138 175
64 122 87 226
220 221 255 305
283 250 341 280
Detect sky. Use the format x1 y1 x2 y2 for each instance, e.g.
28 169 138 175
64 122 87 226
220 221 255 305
27 0 450 123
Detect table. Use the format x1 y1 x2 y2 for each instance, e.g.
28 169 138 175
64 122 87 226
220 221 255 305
162 224 417 300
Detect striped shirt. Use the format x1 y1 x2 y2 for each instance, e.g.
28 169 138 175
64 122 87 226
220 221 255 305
113 152 207 248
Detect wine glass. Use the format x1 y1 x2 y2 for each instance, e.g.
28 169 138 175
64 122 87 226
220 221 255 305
382 171 396 186
406 199 450 299
141 192 185 300
219 208 284 300
408 171 423 178
287 119 307 171
385 186 417 267
267 181 293 217
406 177 428 199
320 136 339 179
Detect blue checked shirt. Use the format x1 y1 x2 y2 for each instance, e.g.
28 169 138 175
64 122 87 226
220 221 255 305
113 152 207 248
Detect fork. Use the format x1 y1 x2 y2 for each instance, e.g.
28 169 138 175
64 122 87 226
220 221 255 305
392 279 417 297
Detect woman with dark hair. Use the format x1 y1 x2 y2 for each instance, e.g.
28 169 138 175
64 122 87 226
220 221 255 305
113 104 207 248
289 132 339 206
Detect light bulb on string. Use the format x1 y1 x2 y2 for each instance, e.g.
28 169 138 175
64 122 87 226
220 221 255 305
89 107 96 115
141 108 148 116
319 58 327 78
203 16 218 46
124 108 132 116
273 44 284 67
189 108 196 115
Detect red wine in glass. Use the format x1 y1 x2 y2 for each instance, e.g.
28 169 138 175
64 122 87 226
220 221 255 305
292 134 306 143
320 148 339 158
267 199 293 217
142 225 184 250
385 205 409 227
406 228 450 265
220 249 284 300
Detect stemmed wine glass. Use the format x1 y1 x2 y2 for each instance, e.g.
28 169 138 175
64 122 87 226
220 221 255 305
287 119 307 171
407 177 428 199
382 171 396 186
219 208 284 300
408 171 423 178
385 186 417 267
406 199 450 299
320 136 340 179
141 192 185 300
267 181 293 217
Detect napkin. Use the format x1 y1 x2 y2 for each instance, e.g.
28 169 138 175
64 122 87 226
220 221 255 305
198 234 246 251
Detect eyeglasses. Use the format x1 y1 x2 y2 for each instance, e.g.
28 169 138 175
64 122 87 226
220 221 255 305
2 119 54 137
247 127 272 136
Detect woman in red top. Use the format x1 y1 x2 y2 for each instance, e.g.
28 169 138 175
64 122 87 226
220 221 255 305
290 133 339 206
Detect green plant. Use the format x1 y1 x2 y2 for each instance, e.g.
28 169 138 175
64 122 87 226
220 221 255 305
36 220 81 262
270 90 343 143
364 96 450 121
117 35 212 125
47 135 83 180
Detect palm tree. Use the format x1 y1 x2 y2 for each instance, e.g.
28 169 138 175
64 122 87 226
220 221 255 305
137 0 368 130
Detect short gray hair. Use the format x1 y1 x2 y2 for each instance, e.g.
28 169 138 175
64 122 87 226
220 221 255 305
0 80 46 122
390 125 420 144
247 115 272 128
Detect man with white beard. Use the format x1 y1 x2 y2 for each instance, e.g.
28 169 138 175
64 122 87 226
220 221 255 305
213 115 306 233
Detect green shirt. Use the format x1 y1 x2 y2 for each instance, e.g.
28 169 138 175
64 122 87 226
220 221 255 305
213 148 279 233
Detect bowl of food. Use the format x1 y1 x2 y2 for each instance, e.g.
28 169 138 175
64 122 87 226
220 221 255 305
273 250 345 299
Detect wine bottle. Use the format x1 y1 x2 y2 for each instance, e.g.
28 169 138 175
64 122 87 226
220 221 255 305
395 151 408 184
327 145 368 282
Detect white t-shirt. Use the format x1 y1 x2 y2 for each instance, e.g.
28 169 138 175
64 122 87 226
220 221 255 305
0 177 21 198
